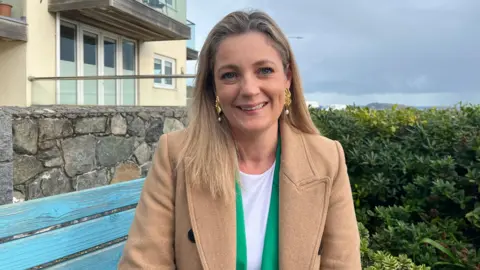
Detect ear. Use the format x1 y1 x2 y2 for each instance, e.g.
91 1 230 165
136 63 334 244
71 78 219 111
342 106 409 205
285 64 293 89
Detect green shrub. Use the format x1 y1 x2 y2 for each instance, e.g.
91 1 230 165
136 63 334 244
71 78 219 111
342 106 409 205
310 104 480 269
359 222 430 269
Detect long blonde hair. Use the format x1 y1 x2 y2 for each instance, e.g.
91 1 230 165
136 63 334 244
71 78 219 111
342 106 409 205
179 9 319 202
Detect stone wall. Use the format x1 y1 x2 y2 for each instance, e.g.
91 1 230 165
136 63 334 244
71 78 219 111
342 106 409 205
0 111 13 205
0 106 188 205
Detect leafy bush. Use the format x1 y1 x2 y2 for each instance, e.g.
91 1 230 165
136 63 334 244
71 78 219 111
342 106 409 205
359 222 430 269
310 104 480 269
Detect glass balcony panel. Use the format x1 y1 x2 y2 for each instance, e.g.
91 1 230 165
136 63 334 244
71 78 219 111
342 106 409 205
1 0 26 20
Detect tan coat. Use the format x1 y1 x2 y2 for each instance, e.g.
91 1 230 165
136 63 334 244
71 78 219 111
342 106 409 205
118 123 361 269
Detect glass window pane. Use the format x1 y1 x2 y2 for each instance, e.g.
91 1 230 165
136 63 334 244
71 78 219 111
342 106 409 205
122 40 136 105
165 61 173 85
83 32 98 105
60 24 77 105
104 38 117 105
154 58 162 85
166 0 173 6
123 41 135 72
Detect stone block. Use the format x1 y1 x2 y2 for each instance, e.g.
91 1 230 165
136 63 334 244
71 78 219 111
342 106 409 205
44 157 64 168
37 146 61 161
26 168 72 199
127 117 146 137
163 117 185 134
0 162 13 205
39 118 74 141
13 155 44 185
75 117 106 134
96 136 135 167
111 114 127 135
0 112 12 163
73 169 109 191
134 142 151 165
13 119 38 155
62 135 96 177
145 119 164 143
38 140 56 150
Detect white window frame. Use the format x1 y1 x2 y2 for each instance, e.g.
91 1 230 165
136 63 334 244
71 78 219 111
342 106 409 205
55 15 138 105
143 0 174 10
153 54 176 90
165 0 175 9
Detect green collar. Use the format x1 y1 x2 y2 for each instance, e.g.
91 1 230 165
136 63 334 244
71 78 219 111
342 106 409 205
235 137 281 270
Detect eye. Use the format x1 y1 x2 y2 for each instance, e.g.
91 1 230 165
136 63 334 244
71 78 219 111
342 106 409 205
220 72 237 80
258 67 274 75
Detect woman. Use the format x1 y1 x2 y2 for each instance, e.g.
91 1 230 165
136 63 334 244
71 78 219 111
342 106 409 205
119 10 361 270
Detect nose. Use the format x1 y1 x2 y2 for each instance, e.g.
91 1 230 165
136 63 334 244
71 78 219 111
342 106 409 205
240 73 261 97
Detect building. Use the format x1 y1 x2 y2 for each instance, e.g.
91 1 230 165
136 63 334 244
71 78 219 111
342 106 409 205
0 0 198 107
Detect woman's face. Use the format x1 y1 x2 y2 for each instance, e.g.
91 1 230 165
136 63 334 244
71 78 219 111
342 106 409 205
213 32 291 135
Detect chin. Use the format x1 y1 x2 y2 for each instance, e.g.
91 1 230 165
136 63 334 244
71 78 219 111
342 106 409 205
232 120 276 135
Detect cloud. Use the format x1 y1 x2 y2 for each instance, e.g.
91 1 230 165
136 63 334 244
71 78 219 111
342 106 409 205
187 0 480 105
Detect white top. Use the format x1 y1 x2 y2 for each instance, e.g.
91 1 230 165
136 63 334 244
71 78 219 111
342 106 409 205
239 162 276 270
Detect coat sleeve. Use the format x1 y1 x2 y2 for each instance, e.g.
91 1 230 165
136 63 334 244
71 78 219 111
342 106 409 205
118 133 176 269
320 141 362 269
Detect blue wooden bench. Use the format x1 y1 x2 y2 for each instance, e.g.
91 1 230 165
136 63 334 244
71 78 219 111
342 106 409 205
0 178 145 270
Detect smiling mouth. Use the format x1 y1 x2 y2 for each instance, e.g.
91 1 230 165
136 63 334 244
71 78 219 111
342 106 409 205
237 102 268 111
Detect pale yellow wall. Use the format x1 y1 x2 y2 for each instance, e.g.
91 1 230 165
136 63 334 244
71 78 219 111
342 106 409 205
138 40 187 106
26 0 57 105
0 41 27 106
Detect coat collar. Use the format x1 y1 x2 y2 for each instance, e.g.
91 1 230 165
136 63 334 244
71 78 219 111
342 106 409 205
279 121 318 186
186 122 330 270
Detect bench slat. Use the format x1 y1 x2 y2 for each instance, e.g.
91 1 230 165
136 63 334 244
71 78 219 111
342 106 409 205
0 178 145 239
0 208 135 269
50 241 126 270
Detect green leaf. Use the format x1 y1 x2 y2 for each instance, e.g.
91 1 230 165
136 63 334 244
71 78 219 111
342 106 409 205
420 238 457 262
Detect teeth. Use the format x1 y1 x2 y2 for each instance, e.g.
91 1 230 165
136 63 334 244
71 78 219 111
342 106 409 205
241 103 265 111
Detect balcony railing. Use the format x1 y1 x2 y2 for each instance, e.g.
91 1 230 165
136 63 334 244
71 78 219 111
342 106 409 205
186 20 198 60
0 0 25 20
28 74 196 106
187 20 196 50
139 0 186 24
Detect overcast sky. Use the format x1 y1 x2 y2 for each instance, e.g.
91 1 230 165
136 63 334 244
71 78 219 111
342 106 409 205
186 0 479 106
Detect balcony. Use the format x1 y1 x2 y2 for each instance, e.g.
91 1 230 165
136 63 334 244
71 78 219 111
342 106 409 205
48 0 191 42
186 20 198 60
0 0 27 41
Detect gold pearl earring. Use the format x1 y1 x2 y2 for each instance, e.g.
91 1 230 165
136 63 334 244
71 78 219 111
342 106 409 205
284 88 292 115
215 96 222 122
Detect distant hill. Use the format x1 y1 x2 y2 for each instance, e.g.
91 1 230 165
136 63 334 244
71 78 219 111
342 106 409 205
365 102 407 109
314 103 449 110
365 103 449 110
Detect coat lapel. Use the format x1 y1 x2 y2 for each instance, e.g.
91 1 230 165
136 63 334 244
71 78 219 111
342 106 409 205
186 180 236 270
279 123 332 269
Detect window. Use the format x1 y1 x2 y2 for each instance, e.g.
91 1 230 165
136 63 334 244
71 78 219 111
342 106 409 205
58 19 137 105
142 0 173 9
165 0 174 7
59 23 77 105
154 54 176 89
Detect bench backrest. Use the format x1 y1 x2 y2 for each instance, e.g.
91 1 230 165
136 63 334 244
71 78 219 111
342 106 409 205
0 178 145 270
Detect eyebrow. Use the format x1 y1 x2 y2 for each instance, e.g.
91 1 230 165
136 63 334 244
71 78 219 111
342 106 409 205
216 59 277 73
